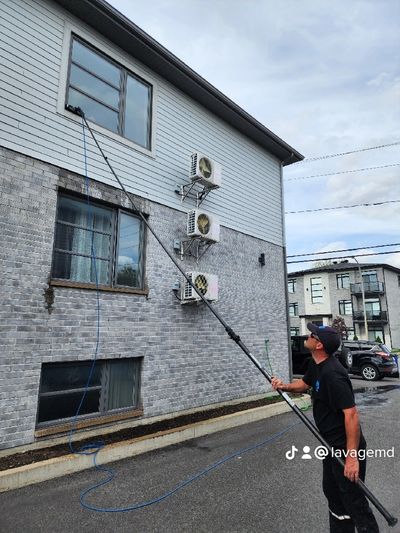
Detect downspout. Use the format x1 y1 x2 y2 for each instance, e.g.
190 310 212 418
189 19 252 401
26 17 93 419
382 268 391 347
280 153 295 381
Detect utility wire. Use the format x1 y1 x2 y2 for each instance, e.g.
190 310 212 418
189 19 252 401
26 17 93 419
293 141 400 164
287 243 400 258
285 199 400 214
286 162 400 182
287 250 400 264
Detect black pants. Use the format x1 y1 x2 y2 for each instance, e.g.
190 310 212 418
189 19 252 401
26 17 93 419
322 437 379 533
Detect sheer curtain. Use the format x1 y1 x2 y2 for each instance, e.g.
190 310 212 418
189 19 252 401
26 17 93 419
105 359 140 410
70 207 92 282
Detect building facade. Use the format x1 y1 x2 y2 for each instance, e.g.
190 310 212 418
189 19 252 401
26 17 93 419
0 0 302 450
288 262 400 348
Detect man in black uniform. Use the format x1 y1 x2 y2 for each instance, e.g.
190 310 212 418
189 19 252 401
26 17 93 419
272 323 379 532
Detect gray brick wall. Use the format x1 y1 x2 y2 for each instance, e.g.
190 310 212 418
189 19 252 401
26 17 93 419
0 147 290 449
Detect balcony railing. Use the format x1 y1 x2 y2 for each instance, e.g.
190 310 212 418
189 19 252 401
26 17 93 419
350 281 385 295
353 310 388 323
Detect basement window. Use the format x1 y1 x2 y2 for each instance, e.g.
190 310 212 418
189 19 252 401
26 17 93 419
37 358 142 425
51 194 145 290
66 36 152 149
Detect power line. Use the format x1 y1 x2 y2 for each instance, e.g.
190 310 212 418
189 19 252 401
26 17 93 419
293 141 400 164
286 162 400 182
287 243 400 258
287 250 400 264
285 199 400 214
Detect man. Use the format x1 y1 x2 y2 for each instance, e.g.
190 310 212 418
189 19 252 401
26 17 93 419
272 323 379 533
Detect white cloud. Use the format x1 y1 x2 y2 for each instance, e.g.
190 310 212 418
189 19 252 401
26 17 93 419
109 0 400 270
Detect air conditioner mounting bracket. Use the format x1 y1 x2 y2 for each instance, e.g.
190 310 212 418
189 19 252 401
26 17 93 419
178 237 214 264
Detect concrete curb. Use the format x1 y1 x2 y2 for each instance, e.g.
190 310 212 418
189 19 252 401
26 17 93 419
0 396 310 493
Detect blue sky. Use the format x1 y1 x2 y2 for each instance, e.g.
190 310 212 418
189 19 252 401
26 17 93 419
109 0 400 271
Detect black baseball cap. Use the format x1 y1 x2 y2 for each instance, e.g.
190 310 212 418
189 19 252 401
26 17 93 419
307 323 341 355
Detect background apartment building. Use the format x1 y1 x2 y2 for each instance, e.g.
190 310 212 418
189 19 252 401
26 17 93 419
288 261 400 349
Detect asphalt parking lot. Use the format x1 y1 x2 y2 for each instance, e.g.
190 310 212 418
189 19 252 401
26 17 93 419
0 377 399 533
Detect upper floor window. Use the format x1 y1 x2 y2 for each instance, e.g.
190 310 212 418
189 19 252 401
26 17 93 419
339 300 353 315
288 279 297 293
310 277 323 303
66 37 152 149
362 271 378 284
336 273 350 289
289 303 299 317
365 299 381 315
52 194 145 289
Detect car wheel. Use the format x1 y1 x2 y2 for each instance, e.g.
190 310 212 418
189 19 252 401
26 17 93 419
346 352 353 368
361 364 379 381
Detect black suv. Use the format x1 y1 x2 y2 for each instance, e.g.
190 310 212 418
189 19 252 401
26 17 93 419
342 340 399 381
291 335 349 374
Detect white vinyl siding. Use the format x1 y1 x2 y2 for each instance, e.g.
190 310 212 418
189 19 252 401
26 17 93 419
0 0 284 246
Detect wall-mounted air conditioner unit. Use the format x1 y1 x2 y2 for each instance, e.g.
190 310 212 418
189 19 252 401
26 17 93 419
187 209 220 243
190 153 222 188
182 272 218 303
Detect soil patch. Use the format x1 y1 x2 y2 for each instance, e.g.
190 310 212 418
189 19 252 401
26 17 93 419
0 395 297 471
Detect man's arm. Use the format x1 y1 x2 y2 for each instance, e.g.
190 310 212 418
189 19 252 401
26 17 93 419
271 377 310 393
343 406 361 482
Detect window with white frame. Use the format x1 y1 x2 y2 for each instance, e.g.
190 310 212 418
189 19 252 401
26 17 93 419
310 277 323 303
52 194 145 289
37 358 142 424
336 273 350 289
339 300 353 315
66 36 152 149
289 303 299 316
288 279 297 293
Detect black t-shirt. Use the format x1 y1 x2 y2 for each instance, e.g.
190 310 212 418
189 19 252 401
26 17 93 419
303 356 356 447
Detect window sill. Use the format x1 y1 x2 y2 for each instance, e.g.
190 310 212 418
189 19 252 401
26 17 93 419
50 279 149 296
35 407 144 438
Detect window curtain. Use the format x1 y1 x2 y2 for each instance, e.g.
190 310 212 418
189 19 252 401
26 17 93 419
64 199 110 284
70 206 92 282
104 359 139 410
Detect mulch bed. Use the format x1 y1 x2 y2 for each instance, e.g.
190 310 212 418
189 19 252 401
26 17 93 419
0 394 295 471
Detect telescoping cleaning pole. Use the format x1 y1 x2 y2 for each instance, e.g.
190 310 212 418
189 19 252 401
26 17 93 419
68 106 397 528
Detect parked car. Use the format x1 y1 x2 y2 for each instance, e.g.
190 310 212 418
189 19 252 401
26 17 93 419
290 336 399 381
343 340 399 381
291 335 348 374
